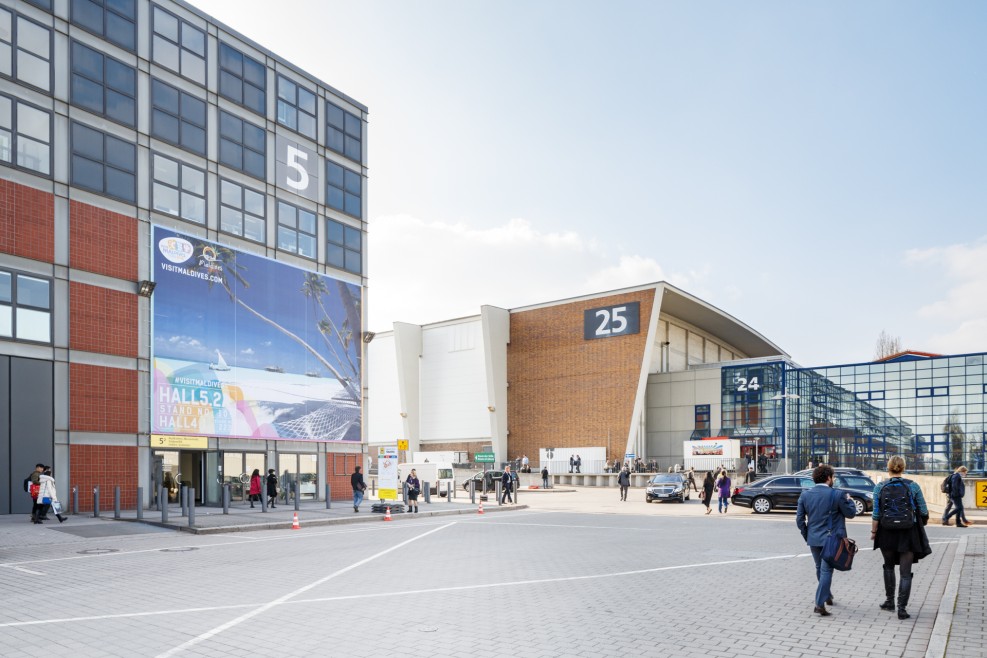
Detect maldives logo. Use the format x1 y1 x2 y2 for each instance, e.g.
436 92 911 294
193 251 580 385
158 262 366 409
159 237 194 264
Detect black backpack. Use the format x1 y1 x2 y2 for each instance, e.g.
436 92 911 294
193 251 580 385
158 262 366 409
879 479 915 530
940 474 952 494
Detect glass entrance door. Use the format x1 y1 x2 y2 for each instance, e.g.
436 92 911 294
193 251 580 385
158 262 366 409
279 453 318 500
221 452 267 502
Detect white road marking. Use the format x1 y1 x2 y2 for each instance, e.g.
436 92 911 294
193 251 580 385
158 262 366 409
154 521 455 658
1 565 45 575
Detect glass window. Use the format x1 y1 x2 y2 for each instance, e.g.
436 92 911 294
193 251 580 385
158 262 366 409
151 153 206 224
25 0 53 10
219 178 265 242
0 94 51 175
276 200 316 259
150 78 206 156
0 10 52 91
152 5 205 85
218 42 266 116
70 40 136 127
0 269 51 343
71 121 135 203
276 75 317 139
327 101 361 163
219 111 265 179
326 160 361 219
70 0 135 51
326 218 361 274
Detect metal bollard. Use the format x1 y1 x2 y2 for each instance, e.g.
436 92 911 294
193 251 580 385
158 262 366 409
453 480 456 500
470 479 475 504
160 487 168 523
188 488 195 527
294 482 300 511
371 478 376 495
93 485 100 518
496 480 502 506
325 484 331 509
514 480 518 504
447 481 452 503
114 486 121 519
402 482 408 506
260 484 267 513
72 486 79 515
180 485 187 517
137 487 143 520
223 483 230 514
423 481 431 504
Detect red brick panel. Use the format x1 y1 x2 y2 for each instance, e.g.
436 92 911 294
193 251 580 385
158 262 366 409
507 290 655 465
69 200 137 280
69 363 139 433
69 282 138 357
328 452 363 501
0 179 54 263
69 444 138 511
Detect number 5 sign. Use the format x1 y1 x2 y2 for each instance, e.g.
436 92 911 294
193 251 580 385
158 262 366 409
275 136 320 202
583 302 640 340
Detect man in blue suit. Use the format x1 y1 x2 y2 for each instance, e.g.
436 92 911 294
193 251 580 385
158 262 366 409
796 464 857 616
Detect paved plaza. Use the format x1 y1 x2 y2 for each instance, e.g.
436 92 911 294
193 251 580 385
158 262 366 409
0 489 983 658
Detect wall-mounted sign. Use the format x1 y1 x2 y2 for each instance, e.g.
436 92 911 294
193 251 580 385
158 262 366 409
583 302 640 340
152 434 208 449
275 135 320 202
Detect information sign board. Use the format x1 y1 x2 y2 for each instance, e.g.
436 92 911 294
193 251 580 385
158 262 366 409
475 452 495 463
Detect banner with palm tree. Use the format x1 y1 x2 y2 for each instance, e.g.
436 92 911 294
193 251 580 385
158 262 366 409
151 226 362 442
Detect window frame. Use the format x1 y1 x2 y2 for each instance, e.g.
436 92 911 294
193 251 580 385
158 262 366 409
70 121 136 203
276 199 317 260
326 218 362 274
219 177 266 244
70 40 137 128
275 75 317 140
326 160 362 219
217 42 266 116
151 4 206 85
150 78 207 156
0 92 53 177
326 100 362 163
0 268 53 345
69 0 136 52
219 110 266 180
0 8 54 92
151 152 207 225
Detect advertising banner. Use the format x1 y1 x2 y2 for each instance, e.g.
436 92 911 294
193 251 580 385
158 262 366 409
378 446 398 500
151 226 362 442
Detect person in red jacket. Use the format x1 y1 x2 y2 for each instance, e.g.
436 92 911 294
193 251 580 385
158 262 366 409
248 469 262 508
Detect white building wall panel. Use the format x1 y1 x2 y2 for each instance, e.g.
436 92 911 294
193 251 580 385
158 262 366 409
420 321 490 441
367 335 403 444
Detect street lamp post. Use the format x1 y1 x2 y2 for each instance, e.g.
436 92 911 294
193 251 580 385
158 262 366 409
771 389 800 471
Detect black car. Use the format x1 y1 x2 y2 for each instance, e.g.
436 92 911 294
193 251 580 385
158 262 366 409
793 467 867 478
645 473 690 503
462 470 512 492
731 473 875 515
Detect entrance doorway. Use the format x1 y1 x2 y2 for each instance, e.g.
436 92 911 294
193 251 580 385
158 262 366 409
221 452 266 502
279 453 318 500
151 450 204 506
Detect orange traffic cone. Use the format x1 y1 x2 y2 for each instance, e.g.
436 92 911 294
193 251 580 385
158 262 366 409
291 512 300 530
384 506 392 521
478 500 484 515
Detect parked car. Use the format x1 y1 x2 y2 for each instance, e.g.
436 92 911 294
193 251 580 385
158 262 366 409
793 467 867 478
462 470 513 492
731 473 875 515
645 473 690 503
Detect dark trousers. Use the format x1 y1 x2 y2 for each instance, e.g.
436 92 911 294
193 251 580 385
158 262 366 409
944 495 968 524
619 485 629 500
501 485 513 503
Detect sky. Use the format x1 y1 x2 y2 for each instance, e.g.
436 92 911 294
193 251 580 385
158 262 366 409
191 0 987 368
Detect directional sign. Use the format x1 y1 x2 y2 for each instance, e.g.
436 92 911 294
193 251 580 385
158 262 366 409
475 452 495 463
976 480 987 509
398 440 408 450
625 453 636 461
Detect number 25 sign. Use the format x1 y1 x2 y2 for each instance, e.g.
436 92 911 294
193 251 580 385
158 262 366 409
584 302 640 340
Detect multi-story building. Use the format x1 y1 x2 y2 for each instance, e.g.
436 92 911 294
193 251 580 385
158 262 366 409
0 0 368 514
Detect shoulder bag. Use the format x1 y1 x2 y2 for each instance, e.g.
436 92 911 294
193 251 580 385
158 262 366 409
822 488 857 571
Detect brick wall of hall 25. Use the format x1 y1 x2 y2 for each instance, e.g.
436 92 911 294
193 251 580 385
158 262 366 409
507 289 655 465
70 445 139 512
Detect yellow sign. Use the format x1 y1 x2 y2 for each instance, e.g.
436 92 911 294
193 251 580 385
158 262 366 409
398 440 409 450
152 434 208 449
379 489 397 500
976 480 987 509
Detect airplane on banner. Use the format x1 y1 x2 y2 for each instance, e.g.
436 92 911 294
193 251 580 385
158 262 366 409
209 350 231 371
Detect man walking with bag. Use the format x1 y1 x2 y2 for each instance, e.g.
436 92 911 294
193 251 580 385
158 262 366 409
942 465 969 527
796 464 857 616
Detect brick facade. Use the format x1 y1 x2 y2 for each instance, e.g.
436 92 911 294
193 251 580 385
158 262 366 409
327 452 363 501
69 363 139 433
0 179 54 263
69 282 138 357
69 200 138 280
69 444 138 511
508 290 655 464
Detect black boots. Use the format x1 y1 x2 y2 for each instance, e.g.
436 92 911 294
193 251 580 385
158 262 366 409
880 566 896 611
56 514 66 523
897 575 912 619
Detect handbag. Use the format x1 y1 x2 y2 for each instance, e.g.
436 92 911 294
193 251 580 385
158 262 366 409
51 500 62 515
42 497 52 505
822 489 857 571
30 483 40 499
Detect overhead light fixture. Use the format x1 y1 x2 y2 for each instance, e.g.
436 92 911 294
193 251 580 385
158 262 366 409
399 412 408 418
363 331 376 344
137 280 156 297
487 405 496 412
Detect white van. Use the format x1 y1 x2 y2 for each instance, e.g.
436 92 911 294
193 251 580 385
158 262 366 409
397 462 455 496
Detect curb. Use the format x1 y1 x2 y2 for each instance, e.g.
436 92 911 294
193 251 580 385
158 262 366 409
116 504 530 535
925 534 967 658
